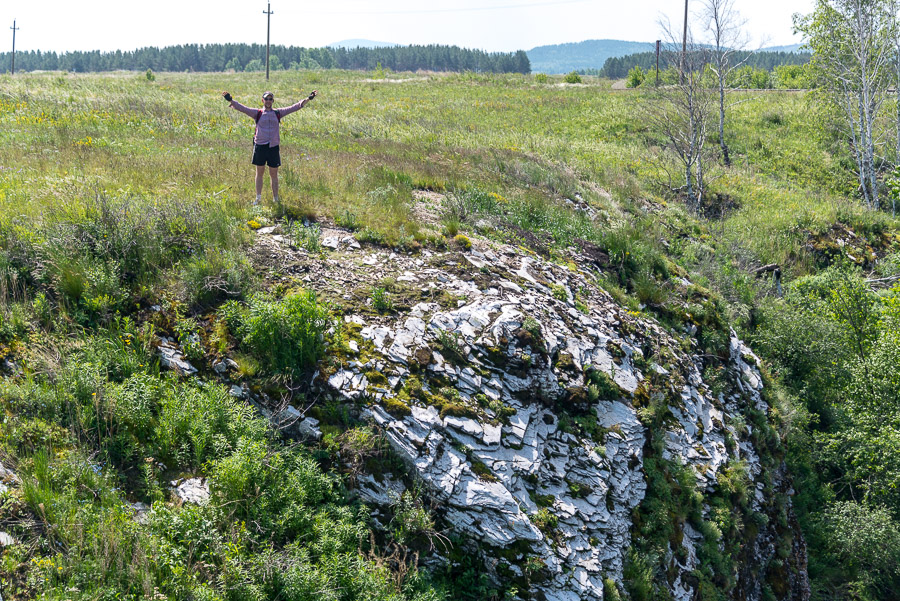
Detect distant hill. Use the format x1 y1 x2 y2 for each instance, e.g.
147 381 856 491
527 39 654 74
761 43 806 53
328 39 397 49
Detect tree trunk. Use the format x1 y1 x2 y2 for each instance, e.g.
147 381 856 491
696 148 705 207
719 74 730 166
891 1 900 183
855 91 872 207
866 108 879 209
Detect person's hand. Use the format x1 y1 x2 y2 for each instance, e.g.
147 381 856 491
307 90 317 101
222 91 233 102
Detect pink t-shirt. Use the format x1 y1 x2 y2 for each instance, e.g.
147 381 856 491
229 99 305 147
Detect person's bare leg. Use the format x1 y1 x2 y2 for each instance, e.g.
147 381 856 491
269 166 279 202
255 165 265 202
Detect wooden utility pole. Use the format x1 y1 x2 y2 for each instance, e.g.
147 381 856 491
655 40 660 86
263 2 273 81
681 0 688 84
10 20 19 75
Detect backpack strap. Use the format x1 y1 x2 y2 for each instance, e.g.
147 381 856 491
255 109 282 123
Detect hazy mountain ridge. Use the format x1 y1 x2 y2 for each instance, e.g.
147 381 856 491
527 39 655 74
526 38 808 74
328 39 398 49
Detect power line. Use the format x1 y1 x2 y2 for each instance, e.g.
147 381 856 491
299 0 590 16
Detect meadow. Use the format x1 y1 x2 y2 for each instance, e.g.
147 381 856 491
1 69 899 599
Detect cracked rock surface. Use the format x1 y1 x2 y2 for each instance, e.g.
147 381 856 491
248 225 808 601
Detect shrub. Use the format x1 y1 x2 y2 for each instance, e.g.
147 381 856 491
155 381 269 469
522 316 542 344
603 577 623 601
336 209 361 231
531 507 559 535
286 220 322 253
452 234 472 250
390 490 445 549
534 73 549 83
626 65 645 88
437 327 465 362
0 302 28 343
773 64 811 89
551 284 568 301
32 292 53 328
228 291 331 374
623 549 655 601
563 71 582 84
208 439 363 543
174 317 204 362
820 501 900 590
176 248 256 308
370 286 393 313
145 68 155 81
443 188 502 223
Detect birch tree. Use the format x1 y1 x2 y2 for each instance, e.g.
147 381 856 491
702 0 753 166
886 0 900 215
650 24 716 209
795 0 895 209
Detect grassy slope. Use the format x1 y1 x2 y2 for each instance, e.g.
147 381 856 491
0 69 898 599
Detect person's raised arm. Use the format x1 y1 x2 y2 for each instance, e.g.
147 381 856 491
300 90 318 109
276 90 318 117
222 91 258 118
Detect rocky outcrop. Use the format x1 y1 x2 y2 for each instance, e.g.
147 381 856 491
248 227 810 600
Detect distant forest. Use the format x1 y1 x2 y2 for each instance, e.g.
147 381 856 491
596 50 811 79
0 43 531 74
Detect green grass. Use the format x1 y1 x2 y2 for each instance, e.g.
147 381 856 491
2 70 893 271
1 68 900 600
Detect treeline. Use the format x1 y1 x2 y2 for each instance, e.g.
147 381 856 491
0 43 530 74
599 49 811 79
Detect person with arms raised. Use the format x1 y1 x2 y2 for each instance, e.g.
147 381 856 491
222 89 317 204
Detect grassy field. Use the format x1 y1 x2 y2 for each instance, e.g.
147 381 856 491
1 69 900 600
1 70 890 269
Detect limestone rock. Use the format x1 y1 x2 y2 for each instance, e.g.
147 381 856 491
158 343 197 376
254 224 807 601
172 477 209 505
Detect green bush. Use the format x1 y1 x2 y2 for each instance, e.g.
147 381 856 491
390 490 441 547
176 248 256 308
443 188 502 224
623 548 654 601
371 286 394 313
287 220 323 253
0 302 28 343
563 71 582 84
626 65 645 88
174 317 204 362
551 284 568 301
773 64 812 89
223 291 331 374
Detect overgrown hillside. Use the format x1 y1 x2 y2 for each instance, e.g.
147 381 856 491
0 70 898 600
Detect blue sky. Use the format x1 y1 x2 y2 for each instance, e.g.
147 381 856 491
3 0 813 54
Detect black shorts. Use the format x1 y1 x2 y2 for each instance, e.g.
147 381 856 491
252 143 281 168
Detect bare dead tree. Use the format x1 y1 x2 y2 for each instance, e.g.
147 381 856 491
649 21 717 210
702 0 756 166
